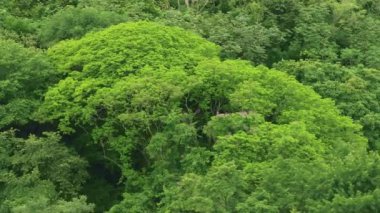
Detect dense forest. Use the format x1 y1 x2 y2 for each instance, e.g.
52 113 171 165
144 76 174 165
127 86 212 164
1 0 380 212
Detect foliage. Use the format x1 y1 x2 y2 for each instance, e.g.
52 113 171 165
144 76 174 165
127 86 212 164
161 10 284 65
1 0 380 212
275 60 380 150
0 131 93 212
0 0 78 18
38 6 127 48
0 11 38 47
37 22 376 211
0 39 57 129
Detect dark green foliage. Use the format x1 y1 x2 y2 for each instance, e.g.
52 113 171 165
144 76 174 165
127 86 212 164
0 39 57 129
0 131 93 212
0 11 38 47
0 0 78 18
161 11 283 65
38 7 127 48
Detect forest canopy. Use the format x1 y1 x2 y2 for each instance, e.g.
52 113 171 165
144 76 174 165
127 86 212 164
1 0 380 212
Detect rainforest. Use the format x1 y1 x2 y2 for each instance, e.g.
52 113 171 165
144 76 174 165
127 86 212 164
1 0 380 212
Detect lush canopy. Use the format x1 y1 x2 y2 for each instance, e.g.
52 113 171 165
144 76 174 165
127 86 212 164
36 22 375 212
1 1 380 212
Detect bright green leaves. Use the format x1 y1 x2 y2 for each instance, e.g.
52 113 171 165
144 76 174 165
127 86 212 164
38 24 221 193
190 59 255 115
275 60 380 150
38 22 376 212
229 80 276 115
204 112 264 139
37 76 110 133
213 122 326 168
197 59 365 154
47 21 220 77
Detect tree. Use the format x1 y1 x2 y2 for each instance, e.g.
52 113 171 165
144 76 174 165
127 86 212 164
38 21 219 210
0 0 78 18
0 39 57 130
0 11 38 47
0 0 379 211
161 9 283 65
38 22 374 211
275 60 380 150
0 131 93 212
37 6 127 48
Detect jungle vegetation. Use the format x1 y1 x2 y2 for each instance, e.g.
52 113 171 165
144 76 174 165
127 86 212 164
1 0 380 212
